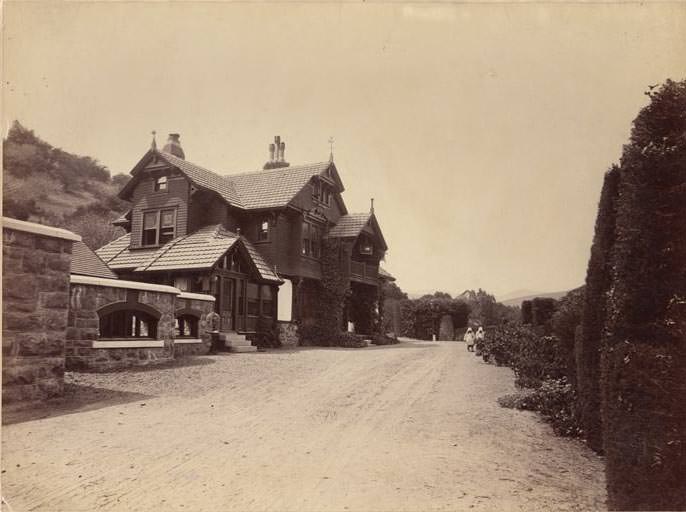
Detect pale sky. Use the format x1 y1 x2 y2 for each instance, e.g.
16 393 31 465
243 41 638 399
3 2 685 297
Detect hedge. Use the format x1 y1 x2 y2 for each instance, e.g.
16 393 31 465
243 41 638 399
601 80 686 510
576 166 620 454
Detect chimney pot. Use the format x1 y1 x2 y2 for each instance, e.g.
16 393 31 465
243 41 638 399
269 143 276 162
162 133 185 159
279 142 286 162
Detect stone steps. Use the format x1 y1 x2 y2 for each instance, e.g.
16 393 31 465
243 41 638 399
219 332 257 353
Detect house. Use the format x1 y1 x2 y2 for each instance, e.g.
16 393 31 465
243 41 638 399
97 134 388 346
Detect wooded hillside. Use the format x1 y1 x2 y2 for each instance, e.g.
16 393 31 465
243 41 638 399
3 121 130 249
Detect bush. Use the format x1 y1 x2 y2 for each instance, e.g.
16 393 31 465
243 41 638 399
521 300 533 324
531 297 558 328
477 324 518 367
511 329 566 388
577 167 620 454
251 316 281 349
298 325 367 348
371 333 399 345
397 293 470 340
601 80 686 510
499 378 582 438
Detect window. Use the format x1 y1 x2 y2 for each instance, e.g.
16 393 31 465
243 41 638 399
302 222 311 256
174 276 190 292
257 218 269 242
99 309 158 339
302 222 322 258
261 286 273 317
360 237 374 255
175 315 199 338
141 209 176 246
247 283 260 317
311 178 332 206
154 176 168 192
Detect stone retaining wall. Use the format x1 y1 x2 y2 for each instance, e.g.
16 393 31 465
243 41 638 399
173 295 215 357
66 282 177 371
2 219 79 405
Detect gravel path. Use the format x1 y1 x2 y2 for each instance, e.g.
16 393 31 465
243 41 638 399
1 340 606 511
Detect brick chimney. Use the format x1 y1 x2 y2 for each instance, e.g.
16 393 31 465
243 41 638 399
162 133 185 159
263 135 290 170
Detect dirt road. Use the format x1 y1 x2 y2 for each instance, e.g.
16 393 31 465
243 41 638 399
1 341 606 511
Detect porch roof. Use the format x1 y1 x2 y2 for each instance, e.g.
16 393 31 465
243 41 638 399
96 225 282 283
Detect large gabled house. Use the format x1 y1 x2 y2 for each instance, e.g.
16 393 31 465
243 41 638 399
97 134 388 342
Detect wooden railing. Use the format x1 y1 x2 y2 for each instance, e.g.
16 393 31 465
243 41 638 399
350 261 379 280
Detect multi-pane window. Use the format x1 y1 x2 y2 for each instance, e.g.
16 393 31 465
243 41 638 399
257 218 269 241
311 179 332 206
175 315 198 338
154 176 168 192
142 209 176 246
261 286 273 317
246 283 260 317
99 309 158 339
301 222 323 258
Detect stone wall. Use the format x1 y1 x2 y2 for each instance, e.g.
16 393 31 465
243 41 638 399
173 294 215 357
66 282 176 371
277 321 299 347
2 220 78 405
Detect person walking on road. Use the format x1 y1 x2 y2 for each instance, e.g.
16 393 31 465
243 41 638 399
475 326 485 353
464 327 475 352
206 310 222 354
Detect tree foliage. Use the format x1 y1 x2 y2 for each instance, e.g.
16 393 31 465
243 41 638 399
600 79 686 510
3 121 129 248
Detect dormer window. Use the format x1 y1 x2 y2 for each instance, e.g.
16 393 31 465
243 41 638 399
142 208 176 246
360 237 373 255
257 218 269 242
154 176 168 192
311 178 332 207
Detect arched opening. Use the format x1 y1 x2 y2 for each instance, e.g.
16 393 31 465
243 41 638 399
98 302 160 339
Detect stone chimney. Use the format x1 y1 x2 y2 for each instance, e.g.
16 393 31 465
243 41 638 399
162 133 185 159
263 135 290 170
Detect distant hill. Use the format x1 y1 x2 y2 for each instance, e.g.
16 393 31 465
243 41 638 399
498 289 572 307
3 121 130 248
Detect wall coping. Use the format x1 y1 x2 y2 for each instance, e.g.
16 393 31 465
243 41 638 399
2 217 82 242
71 274 180 295
178 292 216 302
174 338 203 344
92 339 166 349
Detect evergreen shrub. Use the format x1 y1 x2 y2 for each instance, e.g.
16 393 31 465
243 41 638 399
600 80 686 510
521 300 533 324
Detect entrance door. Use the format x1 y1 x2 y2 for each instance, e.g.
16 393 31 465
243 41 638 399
220 277 235 331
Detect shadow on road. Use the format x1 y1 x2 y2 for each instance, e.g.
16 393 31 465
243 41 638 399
2 384 152 426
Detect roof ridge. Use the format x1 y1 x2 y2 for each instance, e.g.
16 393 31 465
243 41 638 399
224 161 331 178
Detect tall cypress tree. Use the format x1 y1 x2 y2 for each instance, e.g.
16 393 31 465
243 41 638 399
601 79 686 510
576 165 620 454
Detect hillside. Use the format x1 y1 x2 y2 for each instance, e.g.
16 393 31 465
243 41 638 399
499 289 572 307
2 121 130 248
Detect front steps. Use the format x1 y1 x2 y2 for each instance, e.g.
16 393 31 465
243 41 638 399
220 332 257 353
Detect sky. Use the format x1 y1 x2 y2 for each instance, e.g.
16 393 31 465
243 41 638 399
3 2 685 298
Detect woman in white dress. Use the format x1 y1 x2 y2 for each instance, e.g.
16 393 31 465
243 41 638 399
463 327 475 352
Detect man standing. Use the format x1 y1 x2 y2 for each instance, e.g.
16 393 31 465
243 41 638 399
206 310 222 354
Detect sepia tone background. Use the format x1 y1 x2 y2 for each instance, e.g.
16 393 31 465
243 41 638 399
3 1 685 297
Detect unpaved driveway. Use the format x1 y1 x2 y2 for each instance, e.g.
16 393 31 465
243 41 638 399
1 340 606 511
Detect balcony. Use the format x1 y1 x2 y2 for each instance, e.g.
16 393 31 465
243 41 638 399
350 261 379 283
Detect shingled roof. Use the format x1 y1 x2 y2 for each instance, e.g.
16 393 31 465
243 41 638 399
123 148 343 213
327 212 388 251
71 241 119 279
327 213 372 238
158 151 244 207
227 162 332 210
96 225 281 283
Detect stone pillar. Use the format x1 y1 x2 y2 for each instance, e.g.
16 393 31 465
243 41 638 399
2 218 80 405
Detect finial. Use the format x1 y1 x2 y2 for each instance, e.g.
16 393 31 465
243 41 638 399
370 197 374 214
328 136 335 162
151 130 157 150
